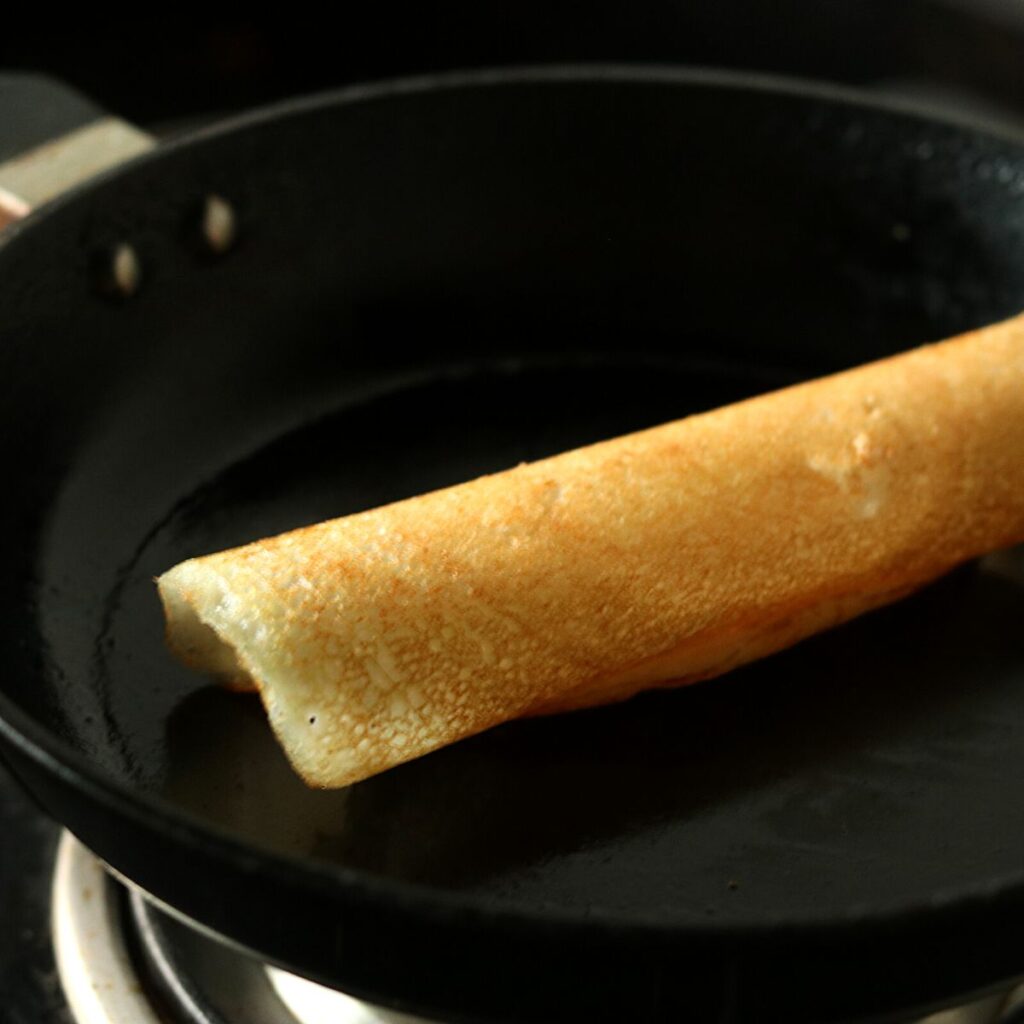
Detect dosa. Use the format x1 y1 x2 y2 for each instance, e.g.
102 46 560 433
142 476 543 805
158 316 1024 788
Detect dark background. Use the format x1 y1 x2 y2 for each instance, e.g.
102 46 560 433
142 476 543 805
2 1 1024 129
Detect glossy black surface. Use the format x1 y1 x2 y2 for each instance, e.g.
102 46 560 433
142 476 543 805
99 360 1024 924
2 69 1024 1022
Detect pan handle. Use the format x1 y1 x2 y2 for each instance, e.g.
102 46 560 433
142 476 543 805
0 73 154 229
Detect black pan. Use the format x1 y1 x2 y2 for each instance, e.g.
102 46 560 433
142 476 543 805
2 66 1024 1024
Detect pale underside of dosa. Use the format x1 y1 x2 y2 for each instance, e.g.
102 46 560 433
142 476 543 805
158 316 1024 788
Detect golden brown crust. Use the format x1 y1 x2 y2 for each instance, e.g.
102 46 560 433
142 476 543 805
157 316 1024 787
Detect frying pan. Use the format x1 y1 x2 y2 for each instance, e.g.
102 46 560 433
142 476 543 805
2 65 1024 1024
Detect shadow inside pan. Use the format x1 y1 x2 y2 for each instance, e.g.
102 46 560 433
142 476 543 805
94 355 1024 925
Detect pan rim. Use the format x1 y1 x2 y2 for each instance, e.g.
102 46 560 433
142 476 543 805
5 60 1024 255
3 61 1024 944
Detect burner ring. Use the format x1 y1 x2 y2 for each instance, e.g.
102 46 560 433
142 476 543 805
50 832 1024 1024
51 832 163 1024
52 832 438 1023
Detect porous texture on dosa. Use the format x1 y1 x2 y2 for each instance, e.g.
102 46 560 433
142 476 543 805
158 318 1024 788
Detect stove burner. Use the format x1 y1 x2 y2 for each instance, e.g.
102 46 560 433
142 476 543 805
52 832 438 1023
47 832 1024 1024
267 968 435 1023
52 831 162 1024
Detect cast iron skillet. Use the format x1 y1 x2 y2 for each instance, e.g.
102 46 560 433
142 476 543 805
2 66 1024 1024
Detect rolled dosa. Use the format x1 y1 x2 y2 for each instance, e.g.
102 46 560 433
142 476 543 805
158 317 1024 788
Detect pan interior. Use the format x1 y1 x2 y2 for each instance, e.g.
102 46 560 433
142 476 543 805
85 351 1024 924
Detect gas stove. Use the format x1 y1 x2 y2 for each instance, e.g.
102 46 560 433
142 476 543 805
2 766 429 1024
3 766 1024 1024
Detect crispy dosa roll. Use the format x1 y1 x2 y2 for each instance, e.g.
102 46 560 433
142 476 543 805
158 317 1024 788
